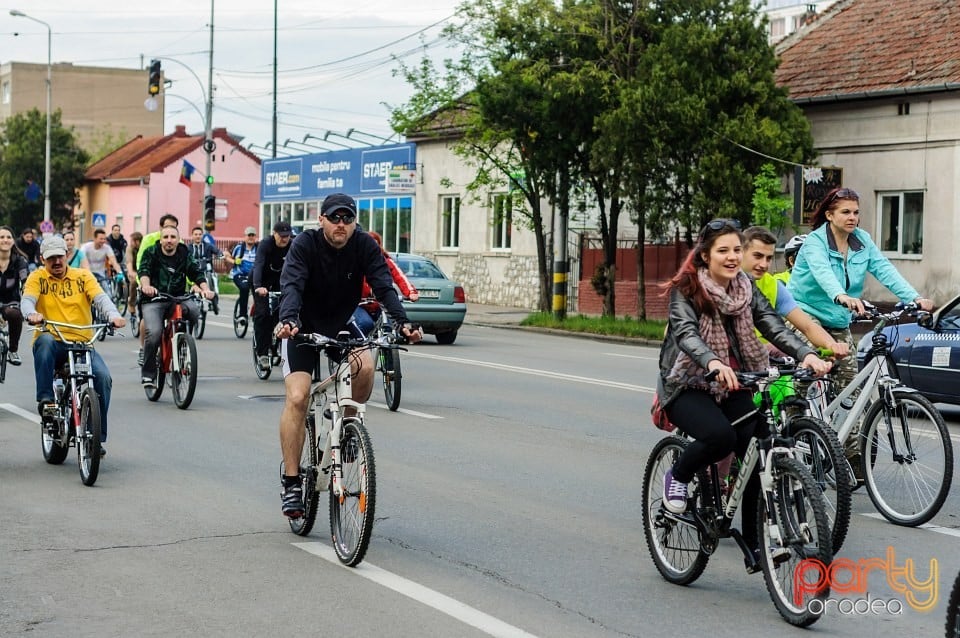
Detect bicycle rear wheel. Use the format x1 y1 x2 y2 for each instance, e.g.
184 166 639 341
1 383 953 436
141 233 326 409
171 333 198 409
641 436 710 585
288 415 320 536
253 333 271 380
380 347 401 411
861 388 953 526
329 418 376 566
786 415 852 552
757 457 832 628
233 298 248 338
77 387 102 486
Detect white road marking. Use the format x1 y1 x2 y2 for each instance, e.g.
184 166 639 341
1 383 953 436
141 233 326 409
236 397 444 419
0 403 39 424
406 351 654 393
292 542 539 638
603 352 659 361
862 513 960 537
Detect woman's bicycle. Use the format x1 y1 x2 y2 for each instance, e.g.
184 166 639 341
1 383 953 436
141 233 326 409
804 302 953 526
285 330 399 566
252 291 282 380
643 369 834 627
370 306 405 411
35 320 112 486
758 361 853 552
141 292 200 409
0 301 17 383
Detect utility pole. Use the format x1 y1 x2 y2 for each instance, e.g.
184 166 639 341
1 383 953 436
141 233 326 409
203 0 216 225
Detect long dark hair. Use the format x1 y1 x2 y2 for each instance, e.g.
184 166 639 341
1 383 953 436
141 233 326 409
810 187 860 230
665 219 743 315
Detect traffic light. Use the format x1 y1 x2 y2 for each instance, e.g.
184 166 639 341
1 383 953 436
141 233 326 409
148 59 162 96
203 194 216 231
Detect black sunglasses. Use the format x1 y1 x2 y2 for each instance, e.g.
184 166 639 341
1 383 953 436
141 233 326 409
324 212 356 225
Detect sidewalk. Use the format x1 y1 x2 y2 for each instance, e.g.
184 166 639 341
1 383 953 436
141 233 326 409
464 303 531 327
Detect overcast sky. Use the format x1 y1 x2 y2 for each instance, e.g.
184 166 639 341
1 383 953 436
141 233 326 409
3 1 464 154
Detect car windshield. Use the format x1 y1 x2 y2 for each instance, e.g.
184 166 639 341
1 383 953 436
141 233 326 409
397 257 445 279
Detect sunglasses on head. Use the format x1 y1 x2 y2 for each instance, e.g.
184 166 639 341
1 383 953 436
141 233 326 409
828 188 860 205
324 212 356 225
701 218 741 236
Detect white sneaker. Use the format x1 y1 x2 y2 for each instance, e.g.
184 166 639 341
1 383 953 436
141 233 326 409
258 355 271 368
7 351 21 365
662 468 688 514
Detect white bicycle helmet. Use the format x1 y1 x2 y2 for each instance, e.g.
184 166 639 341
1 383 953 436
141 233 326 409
784 234 807 261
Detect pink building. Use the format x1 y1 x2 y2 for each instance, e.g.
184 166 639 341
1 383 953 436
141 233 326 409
77 125 262 243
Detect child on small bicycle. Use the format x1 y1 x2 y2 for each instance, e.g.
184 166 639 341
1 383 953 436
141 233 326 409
656 219 830 568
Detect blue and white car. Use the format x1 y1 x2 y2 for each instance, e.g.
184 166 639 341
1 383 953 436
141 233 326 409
856 294 960 405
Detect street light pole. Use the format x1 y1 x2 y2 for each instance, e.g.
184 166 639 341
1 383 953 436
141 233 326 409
10 9 52 223
204 0 215 213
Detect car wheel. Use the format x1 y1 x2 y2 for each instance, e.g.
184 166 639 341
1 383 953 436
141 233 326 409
435 330 457 345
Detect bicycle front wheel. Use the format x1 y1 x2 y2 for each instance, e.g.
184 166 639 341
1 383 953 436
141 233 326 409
861 388 953 526
787 415 852 552
0 339 7 383
194 305 207 340
380 347 401 411
641 436 710 585
130 311 140 337
171 333 198 409
233 298 248 338
115 280 128 316
288 415 320 536
946 570 960 638
758 457 832 628
77 387 102 486
329 418 376 566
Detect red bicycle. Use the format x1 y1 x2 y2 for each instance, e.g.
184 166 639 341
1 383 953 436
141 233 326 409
142 293 199 409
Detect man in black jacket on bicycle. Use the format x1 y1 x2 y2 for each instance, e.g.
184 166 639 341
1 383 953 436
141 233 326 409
251 220 292 369
138 226 214 388
274 193 422 518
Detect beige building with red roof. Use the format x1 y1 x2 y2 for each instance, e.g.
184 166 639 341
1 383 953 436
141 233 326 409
79 125 261 243
776 0 960 301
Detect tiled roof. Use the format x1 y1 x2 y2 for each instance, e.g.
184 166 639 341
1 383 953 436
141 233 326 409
776 0 960 102
85 126 258 181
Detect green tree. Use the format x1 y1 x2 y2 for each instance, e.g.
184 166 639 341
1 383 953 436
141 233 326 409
751 162 793 233
0 108 90 231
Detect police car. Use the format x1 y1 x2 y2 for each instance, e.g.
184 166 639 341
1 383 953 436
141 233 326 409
856 294 960 405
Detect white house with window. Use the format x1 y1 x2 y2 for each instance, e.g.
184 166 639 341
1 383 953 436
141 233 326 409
777 0 960 303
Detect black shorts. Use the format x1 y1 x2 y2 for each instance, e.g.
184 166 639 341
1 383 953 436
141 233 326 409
281 337 323 378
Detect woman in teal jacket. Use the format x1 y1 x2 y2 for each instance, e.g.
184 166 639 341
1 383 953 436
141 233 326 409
787 187 933 390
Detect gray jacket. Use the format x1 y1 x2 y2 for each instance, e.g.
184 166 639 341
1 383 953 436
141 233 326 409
657 285 816 408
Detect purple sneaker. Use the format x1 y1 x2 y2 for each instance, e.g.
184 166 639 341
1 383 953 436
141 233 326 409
663 468 688 514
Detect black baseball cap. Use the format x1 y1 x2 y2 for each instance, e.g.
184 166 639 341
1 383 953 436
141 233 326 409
273 220 292 236
320 193 357 218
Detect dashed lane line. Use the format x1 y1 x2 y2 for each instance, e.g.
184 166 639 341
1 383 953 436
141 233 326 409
293 542 539 638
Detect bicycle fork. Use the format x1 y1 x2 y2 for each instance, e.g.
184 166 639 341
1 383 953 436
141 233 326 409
877 384 917 465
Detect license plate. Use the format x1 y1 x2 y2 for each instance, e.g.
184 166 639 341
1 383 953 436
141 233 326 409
419 289 440 299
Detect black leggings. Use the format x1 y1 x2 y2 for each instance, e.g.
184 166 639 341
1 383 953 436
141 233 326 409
666 388 768 547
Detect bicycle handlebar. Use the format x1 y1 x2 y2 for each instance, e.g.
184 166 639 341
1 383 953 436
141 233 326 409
31 320 114 344
705 366 819 386
141 292 202 304
297 331 400 351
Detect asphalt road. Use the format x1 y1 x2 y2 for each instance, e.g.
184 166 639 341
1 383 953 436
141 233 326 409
1 317 959 637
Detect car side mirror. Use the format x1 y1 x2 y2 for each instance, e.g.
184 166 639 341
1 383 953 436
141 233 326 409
917 313 933 329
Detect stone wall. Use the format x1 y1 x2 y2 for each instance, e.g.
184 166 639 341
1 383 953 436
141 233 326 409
423 252 541 309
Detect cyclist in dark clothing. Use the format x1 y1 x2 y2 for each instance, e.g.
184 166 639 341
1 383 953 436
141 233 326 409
15 228 42 271
107 224 128 266
137 226 214 388
0 225 29 364
251 220 292 367
274 193 422 518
